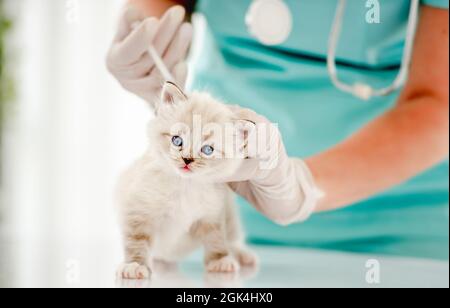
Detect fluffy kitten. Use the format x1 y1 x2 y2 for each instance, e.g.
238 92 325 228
117 82 257 279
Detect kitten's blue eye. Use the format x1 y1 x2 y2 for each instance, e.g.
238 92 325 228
201 145 214 156
172 136 183 147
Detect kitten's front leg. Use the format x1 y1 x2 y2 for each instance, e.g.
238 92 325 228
190 221 239 273
118 232 152 280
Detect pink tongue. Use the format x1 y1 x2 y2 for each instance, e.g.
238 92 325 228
183 165 190 171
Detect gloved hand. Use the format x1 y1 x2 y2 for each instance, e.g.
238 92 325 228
225 106 324 226
107 5 193 106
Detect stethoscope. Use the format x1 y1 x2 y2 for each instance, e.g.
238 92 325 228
246 0 421 100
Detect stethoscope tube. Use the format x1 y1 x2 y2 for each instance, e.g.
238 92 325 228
327 0 420 100
247 0 421 101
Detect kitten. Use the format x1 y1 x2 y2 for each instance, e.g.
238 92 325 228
116 82 257 279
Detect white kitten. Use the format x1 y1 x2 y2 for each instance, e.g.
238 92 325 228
117 82 257 279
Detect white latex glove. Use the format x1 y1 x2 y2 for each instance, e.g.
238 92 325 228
107 5 193 106
225 106 324 226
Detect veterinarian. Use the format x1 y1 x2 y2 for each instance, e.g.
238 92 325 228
107 0 449 260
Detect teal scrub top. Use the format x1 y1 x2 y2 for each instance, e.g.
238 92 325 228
189 0 449 260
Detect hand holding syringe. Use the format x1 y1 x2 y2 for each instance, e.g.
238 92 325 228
107 5 192 103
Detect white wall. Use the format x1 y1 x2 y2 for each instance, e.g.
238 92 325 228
0 0 210 286
2 0 153 243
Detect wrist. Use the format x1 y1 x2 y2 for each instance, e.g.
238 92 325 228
293 159 325 220
304 157 338 213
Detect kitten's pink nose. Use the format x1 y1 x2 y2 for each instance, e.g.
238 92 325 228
183 158 194 165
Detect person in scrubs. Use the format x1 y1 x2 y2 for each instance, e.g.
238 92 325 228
107 0 449 260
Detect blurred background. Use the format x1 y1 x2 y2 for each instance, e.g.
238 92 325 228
0 0 157 287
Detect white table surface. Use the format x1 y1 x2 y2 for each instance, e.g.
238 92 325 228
0 234 448 288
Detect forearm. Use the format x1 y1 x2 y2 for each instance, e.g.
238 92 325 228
307 7 448 213
307 94 449 212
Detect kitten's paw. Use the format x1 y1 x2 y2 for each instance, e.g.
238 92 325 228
206 256 239 273
235 249 258 267
117 262 151 280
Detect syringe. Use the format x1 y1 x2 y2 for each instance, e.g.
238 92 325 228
148 45 175 83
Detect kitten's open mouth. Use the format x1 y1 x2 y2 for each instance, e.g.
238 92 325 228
182 165 192 172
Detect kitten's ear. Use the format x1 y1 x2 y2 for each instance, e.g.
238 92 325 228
161 81 188 106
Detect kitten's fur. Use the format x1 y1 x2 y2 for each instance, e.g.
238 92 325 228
117 82 256 279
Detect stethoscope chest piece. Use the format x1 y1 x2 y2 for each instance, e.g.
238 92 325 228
246 0 293 46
